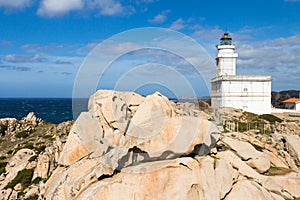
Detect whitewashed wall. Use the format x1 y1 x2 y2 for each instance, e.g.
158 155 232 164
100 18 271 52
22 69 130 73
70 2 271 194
211 76 272 114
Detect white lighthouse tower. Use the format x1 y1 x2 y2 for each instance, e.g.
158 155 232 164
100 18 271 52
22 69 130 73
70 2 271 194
211 33 272 114
216 33 238 76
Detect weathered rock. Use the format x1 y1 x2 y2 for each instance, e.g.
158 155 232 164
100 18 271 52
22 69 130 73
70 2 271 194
44 158 114 200
58 112 107 166
216 150 265 181
23 112 38 126
284 135 300 166
59 91 220 170
221 137 271 173
270 175 300 197
0 188 12 200
0 149 35 190
88 90 131 133
225 180 273 200
32 154 50 180
55 157 237 200
126 92 174 138
24 185 39 199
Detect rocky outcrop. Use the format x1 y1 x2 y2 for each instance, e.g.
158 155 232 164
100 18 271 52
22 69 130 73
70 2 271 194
58 91 220 171
42 90 300 200
43 90 221 199
0 149 35 190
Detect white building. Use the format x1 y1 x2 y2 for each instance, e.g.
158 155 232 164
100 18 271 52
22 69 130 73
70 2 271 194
211 33 272 114
282 98 300 111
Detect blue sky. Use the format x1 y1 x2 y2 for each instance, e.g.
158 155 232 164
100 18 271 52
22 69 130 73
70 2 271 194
0 0 300 98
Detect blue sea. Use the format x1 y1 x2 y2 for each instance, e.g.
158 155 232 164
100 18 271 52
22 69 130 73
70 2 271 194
0 98 88 124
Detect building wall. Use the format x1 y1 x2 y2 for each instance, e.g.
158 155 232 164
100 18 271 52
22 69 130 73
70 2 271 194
216 45 237 76
284 102 296 110
211 78 271 114
296 102 300 111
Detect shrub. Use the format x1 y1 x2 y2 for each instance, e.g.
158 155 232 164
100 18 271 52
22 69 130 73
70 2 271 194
24 142 34 149
0 156 7 160
0 162 7 174
31 177 42 184
4 168 34 189
259 114 283 123
15 130 30 139
42 135 54 141
25 195 38 200
34 145 46 153
7 150 13 155
0 124 7 136
28 155 38 162
265 167 294 176
250 143 264 152
237 122 247 132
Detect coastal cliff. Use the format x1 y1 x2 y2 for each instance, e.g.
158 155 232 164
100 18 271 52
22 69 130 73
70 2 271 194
0 90 300 200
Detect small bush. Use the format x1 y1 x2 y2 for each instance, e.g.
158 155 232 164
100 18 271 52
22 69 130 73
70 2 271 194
25 194 39 200
24 142 34 149
28 155 38 162
250 143 264 152
0 155 6 160
259 114 283 123
7 150 13 154
0 162 7 174
0 124 7 136
265 167 294 176
237 122 247 132
15 130 30 139
34 145 46 153
31 177 43 184
42 135 54 141
4 168 34 189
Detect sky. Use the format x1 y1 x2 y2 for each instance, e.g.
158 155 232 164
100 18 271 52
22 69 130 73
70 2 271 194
0 0 300 98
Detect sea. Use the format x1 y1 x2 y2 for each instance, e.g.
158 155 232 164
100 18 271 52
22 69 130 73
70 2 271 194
0 96 210 124
0 98 89 124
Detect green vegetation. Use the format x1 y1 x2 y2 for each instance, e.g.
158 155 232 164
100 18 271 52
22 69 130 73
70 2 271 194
31 177 43 184
250 143 264 152
24 142 34 149
28 155 38 162
0 124 8 136
4 168 34 189
265 167 294 176
0 162 7 174
42 134 54 141
0 155 7 160
259 114 283 123
7 150 13 155
24 195 39 200
34 145 46 153
15 130 31 138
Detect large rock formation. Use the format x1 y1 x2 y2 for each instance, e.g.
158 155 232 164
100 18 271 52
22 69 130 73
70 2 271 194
44 90 221 199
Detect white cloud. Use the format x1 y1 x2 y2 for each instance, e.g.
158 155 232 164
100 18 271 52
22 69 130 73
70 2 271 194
235 35 300 91
37 0 83 17
0 0 31 9
148 10 170 24
169 18 185 30
3 54 46 63
89 0 127 16
37 0 133 17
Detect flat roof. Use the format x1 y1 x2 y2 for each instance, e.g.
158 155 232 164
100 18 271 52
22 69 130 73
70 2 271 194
212 75 272 82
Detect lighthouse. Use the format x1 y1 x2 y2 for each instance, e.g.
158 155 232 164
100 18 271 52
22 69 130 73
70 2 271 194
215 33 238 76
211 33 272 114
